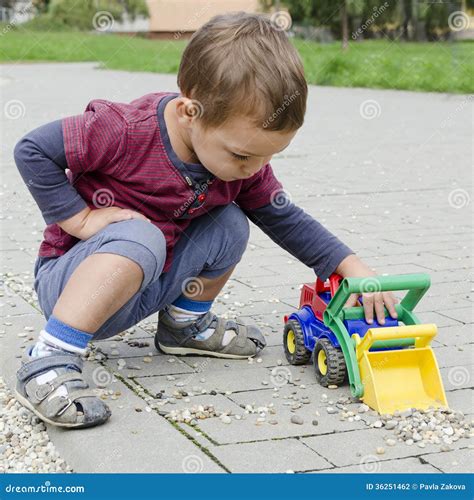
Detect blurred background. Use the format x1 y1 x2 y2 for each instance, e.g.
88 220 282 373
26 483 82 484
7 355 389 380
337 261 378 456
0 0 473 94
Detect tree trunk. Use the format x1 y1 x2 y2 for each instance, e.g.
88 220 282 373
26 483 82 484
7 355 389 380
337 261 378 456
341 0 348 50
402 0 412 41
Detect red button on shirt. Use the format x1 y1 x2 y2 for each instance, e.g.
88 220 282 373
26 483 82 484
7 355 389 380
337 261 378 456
197 193 206 203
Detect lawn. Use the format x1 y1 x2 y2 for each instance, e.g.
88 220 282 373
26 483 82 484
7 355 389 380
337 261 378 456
1 29 472 93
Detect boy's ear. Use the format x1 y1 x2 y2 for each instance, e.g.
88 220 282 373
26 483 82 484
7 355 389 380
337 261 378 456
175 97 198 127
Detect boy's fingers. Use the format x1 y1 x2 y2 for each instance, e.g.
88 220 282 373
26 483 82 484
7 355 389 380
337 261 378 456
344 293 359 308
362 293 374 324
374 293 386 324
127 210 150 221
110 210 149 223
383 292 398 319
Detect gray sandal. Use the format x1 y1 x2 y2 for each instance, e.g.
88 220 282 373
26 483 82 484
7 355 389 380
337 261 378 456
155 310 266 359
15 349 111 428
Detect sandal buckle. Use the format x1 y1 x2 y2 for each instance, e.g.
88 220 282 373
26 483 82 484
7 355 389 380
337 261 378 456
56 397 74 417
35 382 55 402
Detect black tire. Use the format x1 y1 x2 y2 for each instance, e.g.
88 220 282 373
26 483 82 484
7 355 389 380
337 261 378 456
283 320 312 365
313 338 347 386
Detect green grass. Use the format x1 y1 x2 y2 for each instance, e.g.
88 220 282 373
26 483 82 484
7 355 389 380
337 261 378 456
1 28 472 93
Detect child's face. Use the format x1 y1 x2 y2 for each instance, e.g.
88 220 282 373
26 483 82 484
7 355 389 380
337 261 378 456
175 98 297 182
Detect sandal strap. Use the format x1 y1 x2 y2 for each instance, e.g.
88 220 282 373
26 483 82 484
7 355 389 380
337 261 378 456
43 389 98 419
17 354 83 382
24 372 87 404
162 311 215 343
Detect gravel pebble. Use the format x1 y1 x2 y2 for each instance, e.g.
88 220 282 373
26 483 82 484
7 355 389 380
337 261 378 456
358 404 370 413
0 377 72 473
290 415 304 425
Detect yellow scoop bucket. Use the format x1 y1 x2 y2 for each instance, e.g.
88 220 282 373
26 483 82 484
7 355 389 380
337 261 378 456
322 274 449 414
353 324 448 414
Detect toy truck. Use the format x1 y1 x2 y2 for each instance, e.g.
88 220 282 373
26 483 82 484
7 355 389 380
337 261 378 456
283 273 448 414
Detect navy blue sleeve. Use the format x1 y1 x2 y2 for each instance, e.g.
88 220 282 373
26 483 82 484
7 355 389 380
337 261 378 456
244 198 355 282
13 120 88 225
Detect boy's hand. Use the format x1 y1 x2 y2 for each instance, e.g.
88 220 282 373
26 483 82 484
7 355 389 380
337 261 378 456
58 206 151 240
335 254 398 325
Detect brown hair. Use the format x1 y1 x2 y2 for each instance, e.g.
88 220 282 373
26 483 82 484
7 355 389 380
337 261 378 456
177 11 307 132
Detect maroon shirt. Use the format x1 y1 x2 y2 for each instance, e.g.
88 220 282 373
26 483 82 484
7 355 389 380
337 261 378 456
38 92 282 272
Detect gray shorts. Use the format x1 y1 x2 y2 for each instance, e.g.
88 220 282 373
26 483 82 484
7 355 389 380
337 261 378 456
33 204 249 340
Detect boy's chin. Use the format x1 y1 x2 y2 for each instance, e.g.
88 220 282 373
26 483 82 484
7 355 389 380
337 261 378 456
216 174 239 182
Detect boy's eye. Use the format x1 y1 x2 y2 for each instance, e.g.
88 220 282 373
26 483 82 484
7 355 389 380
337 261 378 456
232 152 250 161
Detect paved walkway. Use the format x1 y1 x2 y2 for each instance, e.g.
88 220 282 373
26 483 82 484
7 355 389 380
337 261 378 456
0 63 472 473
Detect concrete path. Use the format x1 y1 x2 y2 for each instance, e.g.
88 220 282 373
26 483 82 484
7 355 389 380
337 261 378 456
0 62 472 473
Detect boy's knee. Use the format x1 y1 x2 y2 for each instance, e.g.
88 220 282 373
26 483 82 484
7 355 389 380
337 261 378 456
97 219 167 287
221 204 249 251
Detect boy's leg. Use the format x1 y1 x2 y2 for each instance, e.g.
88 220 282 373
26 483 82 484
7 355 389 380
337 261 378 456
17 219 166 428
142 204 266 358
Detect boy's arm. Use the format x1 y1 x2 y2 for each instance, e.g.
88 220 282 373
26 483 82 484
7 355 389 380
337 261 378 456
14 103 149 239
14 120 89 226
243 198 354 282
236 163 353 281
237 164 398 324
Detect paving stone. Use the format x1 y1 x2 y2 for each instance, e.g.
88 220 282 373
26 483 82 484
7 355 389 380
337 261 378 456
302 429 471 468
103 354 195 378
435 324 473 347
434 345 474 368
208 439 332 472
47 361 224 473
420 448 474 473
135 366 272 395
317 457 439 474
156 393 243 415
440 367 473 391
418 312 465 328
437 307 473 325
444 389 474 415
0 293 40 316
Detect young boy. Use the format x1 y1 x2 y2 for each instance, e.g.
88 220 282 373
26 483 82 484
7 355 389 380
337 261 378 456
13 12 397 428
